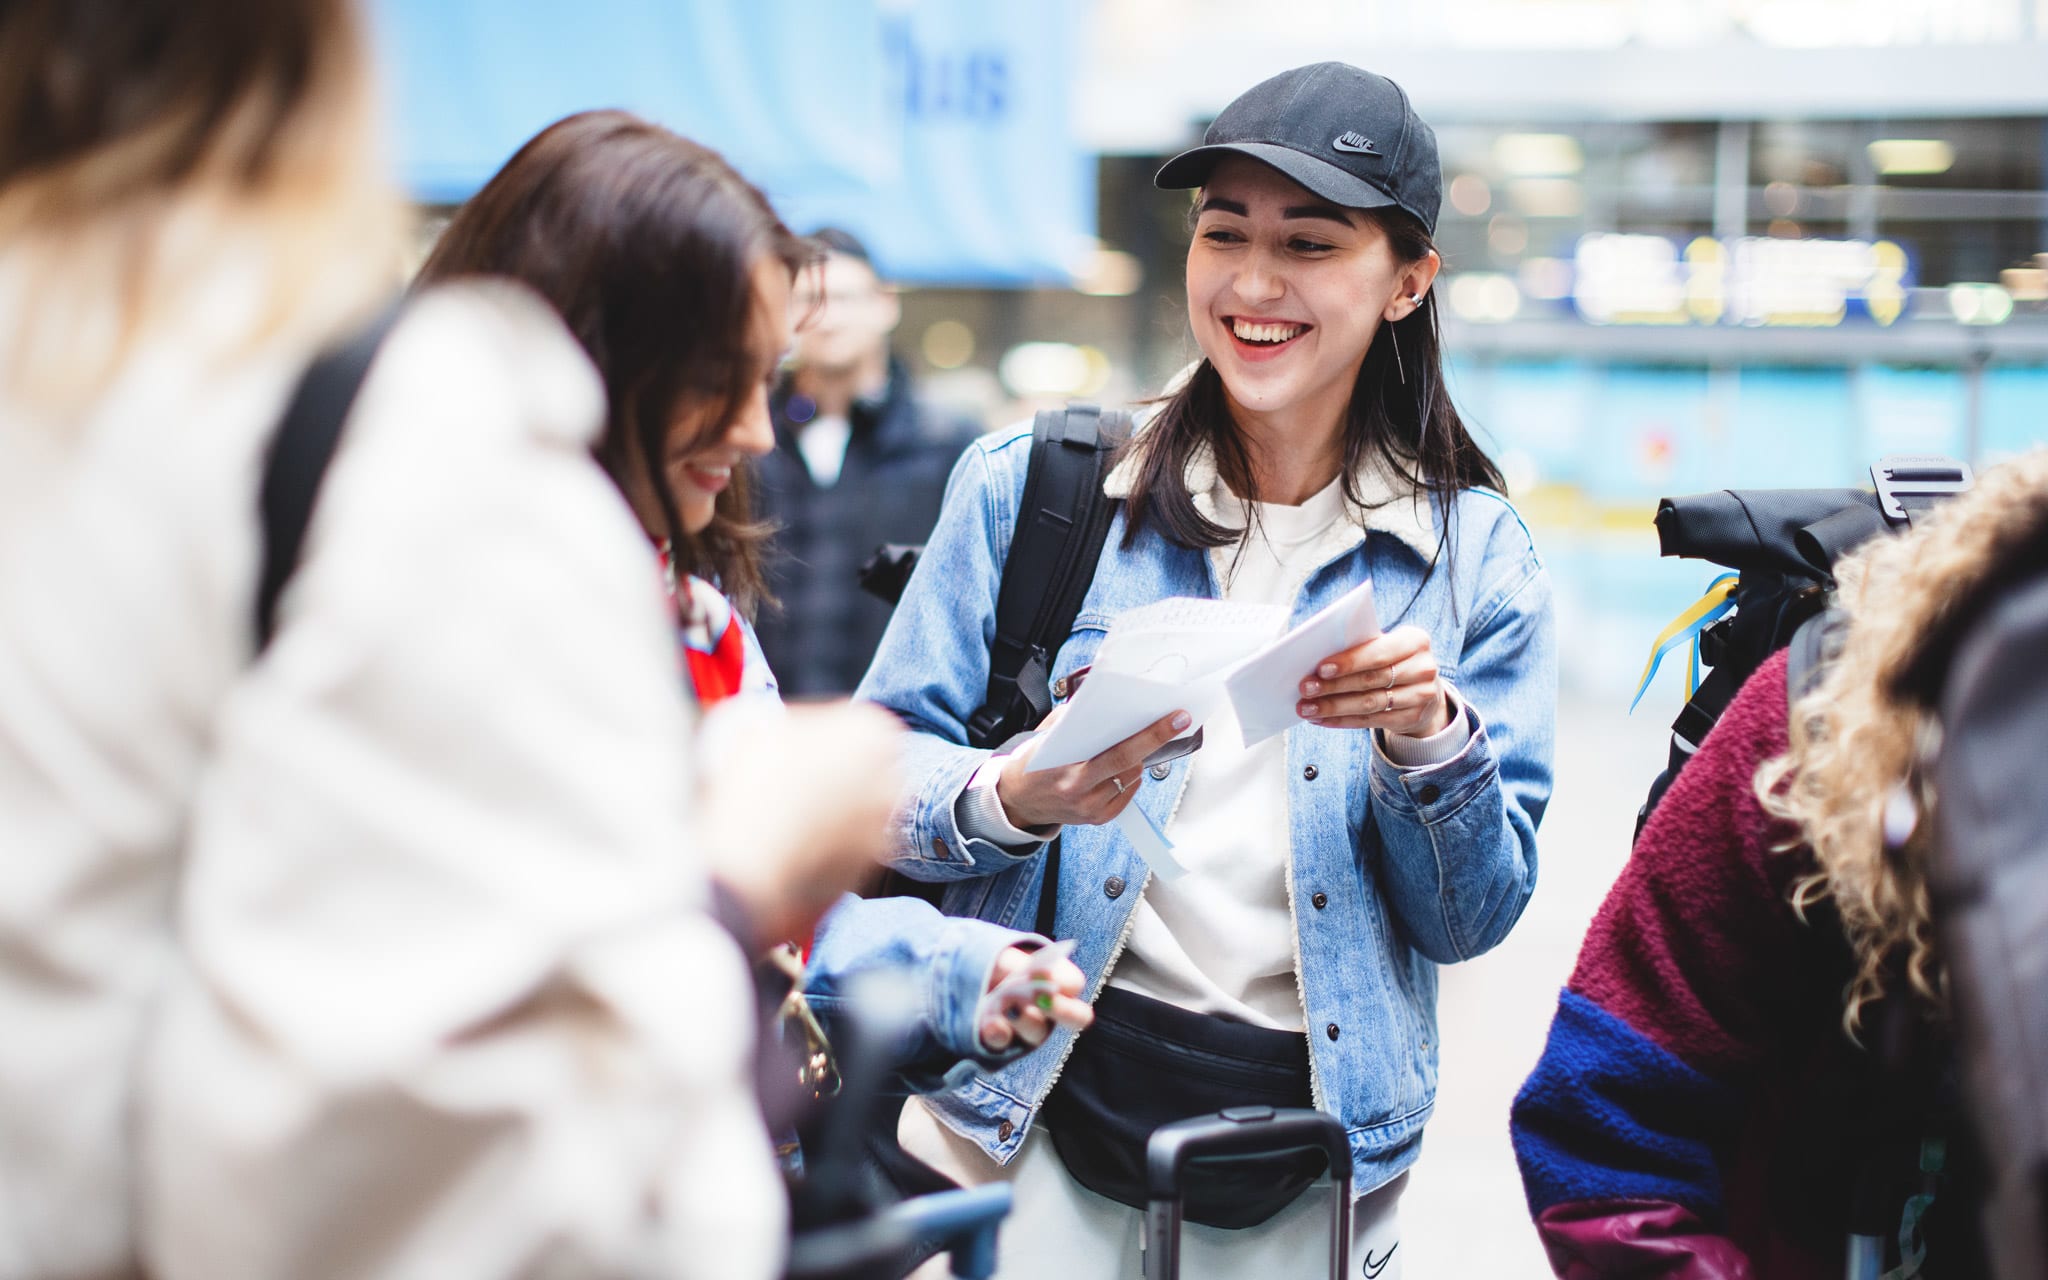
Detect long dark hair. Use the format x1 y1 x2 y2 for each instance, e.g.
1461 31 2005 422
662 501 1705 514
416 110 808 615
1123 207 1504 573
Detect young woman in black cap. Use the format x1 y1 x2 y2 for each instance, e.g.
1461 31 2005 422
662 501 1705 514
850 62 1557 1277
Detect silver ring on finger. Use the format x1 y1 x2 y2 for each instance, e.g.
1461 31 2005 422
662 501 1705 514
1386 690 1396 713
1385 673 1397 691
1110 776 1127 796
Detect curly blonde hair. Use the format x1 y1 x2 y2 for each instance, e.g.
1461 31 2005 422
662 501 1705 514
1756 448 2048 1035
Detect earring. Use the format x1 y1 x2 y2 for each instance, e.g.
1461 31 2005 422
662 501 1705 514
1407 291 1424 309
1389 324 1407 385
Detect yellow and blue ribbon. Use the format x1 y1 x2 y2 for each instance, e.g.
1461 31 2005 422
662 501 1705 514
1630 573 1739 712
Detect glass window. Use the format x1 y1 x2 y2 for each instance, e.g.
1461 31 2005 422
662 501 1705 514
1873 117 2044 190
1750 120 1858 188
1612 122 1718 240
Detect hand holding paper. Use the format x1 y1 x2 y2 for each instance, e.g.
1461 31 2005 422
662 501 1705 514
1027 579 1381 767
1011 581 1381 883
1225 579 1382 745
1294 622 1455 737
994 705 1194 834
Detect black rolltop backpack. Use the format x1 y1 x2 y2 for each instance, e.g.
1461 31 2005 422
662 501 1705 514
1633 455 1971 839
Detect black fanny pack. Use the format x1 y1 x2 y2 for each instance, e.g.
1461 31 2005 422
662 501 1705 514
1040 985 1327 1230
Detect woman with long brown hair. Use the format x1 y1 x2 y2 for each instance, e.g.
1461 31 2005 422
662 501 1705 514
1511 452 2048 1278
0 6 863 1277
416 110 787 626
415 109 1090 1102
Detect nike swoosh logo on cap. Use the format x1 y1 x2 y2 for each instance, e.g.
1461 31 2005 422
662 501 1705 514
1332 132 1381 155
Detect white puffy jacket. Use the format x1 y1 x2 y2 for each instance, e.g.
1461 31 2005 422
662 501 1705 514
0 267 781 1280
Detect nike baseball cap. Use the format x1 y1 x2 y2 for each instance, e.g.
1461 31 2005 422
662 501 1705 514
1155 62 1442 235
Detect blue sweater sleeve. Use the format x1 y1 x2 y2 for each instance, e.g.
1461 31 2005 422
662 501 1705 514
1513 989 1741 1215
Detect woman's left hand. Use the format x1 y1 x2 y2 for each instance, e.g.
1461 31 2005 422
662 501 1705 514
1296 624 1453 737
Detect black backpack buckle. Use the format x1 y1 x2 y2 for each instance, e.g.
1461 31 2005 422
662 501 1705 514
1872 455 1972 528
965 704 1014 750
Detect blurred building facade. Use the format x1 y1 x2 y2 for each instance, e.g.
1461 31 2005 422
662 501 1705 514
380 0 2048 699
890 0 2048 697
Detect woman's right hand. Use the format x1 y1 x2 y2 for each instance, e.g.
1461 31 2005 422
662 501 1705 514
995 708 1192 830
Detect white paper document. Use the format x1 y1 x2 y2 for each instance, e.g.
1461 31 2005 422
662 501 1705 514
1023 670 1232 773
1223 580 1385 746
1028 579 1381 772
1021 581 1379 880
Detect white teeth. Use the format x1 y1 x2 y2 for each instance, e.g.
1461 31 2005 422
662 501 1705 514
1231 319 1305 344
695 465 732 478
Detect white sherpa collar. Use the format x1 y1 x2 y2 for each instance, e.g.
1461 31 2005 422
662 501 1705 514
1102 423 1439 562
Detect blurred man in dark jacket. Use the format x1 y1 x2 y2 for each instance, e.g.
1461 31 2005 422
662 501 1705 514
752 229 982 696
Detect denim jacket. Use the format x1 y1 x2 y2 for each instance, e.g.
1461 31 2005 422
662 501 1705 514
848 420 1557 1195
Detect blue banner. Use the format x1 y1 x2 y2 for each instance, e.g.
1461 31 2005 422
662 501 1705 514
767 1 1093 286
369 0 1091 285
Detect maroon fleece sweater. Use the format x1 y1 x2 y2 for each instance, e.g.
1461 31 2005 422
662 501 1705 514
1513 653 1878 1277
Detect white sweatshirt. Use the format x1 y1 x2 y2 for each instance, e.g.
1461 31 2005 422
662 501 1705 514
1107 477 1350 1026
1110 476 1466 1028
0 267 780 1280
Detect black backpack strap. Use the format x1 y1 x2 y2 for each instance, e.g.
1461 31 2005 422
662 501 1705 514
1784 607 1849 710
255 304 404 651
976 404 1129 942
964 403 1129 750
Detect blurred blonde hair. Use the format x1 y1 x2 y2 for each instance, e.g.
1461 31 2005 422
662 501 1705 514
1757 448 2048 1034
0 0 400 411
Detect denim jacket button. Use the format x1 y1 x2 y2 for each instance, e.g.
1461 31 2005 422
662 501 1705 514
1051 675 1069 699
1149 763 1171 781
1417 783 1441 805
1103 875 1126 899
1326 1023 1341 1041
1311 892 1328 910
930 837 951 861
997 1119 1015 1142
1302 764 1319 781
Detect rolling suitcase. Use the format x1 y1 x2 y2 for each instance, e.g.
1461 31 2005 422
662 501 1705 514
1139 1106 1354 1280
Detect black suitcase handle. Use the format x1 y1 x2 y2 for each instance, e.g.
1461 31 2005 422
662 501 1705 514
1141 1107 1353 1280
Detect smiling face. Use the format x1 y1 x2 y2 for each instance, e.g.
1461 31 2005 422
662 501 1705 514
1186 155 1438 441
640 253 793 538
